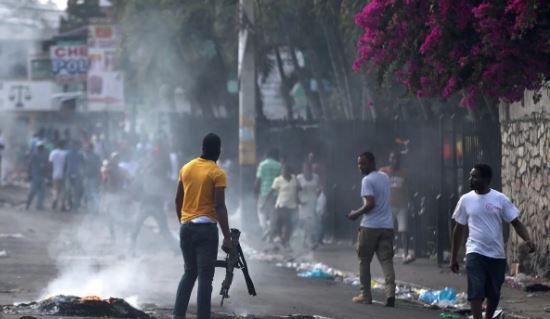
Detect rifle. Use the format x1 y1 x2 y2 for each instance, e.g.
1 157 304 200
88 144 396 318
215 228 257 306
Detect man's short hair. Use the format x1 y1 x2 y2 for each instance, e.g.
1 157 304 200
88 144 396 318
474 163 492 183
360 151 376 166
202 133 221 157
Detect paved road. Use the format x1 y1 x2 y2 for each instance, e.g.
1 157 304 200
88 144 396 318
0 205 441 319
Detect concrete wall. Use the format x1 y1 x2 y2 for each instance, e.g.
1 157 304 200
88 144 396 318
500 88 550 277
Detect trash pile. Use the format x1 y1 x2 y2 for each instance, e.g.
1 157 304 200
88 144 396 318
1 295 150 318
280 260 469 311
244 245 470 312
506 273 550 293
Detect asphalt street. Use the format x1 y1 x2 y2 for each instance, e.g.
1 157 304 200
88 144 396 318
0 205 441 319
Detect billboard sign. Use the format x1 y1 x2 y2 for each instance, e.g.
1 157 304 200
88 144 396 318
87 25 124 110
0 81 57 111
50 43 88 83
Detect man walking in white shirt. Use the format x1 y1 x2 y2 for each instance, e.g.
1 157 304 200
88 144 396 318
49 141 68 211
450 163 534 319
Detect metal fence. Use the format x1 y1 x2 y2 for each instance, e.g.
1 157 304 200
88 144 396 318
170 114 501 260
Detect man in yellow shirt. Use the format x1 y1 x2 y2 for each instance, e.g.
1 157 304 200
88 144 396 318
173 133 232 319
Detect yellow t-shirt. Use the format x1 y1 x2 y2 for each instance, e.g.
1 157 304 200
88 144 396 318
179 157 227 223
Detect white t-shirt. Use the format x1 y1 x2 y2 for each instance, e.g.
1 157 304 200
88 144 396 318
360 171 393 229
49 149 67 180
272 175 299 209
297 174 320 204
452 189 519 259
297 173 320 218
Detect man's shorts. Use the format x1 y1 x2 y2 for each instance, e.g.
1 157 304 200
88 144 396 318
466 253 506 302
392 207 408 232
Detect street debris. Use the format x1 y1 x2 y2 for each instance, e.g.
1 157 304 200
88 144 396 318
419 287 457 305
297 269 334 280
1 295 150 318
439 312 461 319
0 250 8 257
506 273 550 296
524 283 550 292
244 244 471 312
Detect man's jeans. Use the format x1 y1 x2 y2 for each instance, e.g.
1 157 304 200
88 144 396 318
26 176 45 209
357 227 396 300
174 223 218 319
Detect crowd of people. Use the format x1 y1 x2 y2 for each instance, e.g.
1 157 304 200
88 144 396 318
255 149 326 251
22 128 180 252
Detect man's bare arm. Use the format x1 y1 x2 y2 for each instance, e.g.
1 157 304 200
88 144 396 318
215 187 233 252
347 196 375 220
214 187 231 239
511 218 535 252
450 223 466 273
175 180 184 221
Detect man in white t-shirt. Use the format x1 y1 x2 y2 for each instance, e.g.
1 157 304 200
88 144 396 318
347 152 395 307
451 164 534 319
49 141 68 211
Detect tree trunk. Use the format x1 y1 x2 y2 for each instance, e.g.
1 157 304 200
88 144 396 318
321 16 352 119
307 50 330 120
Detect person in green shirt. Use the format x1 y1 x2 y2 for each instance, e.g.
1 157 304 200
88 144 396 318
255 149 281 239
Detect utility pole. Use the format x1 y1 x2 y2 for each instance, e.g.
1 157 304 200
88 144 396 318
238 0 256 232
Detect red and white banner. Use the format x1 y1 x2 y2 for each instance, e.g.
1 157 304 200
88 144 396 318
87 25 124 110
50 44 88 83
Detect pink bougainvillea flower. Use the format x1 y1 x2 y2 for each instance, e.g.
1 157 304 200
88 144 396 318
353 0 550 107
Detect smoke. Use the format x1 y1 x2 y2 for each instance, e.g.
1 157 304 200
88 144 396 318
42 195 182 307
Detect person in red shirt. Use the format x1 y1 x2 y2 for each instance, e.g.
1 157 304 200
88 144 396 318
380 151 414 264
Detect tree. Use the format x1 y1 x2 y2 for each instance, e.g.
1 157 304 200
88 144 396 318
354 0 550 108
112 0 238 117
60 0 105 32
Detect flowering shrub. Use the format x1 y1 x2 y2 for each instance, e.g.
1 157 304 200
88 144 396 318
354 0 550 108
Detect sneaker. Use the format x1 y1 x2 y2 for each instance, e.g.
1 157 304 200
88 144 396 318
385 297 395 307
352 295 372 304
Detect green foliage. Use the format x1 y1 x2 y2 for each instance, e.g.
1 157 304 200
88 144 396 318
113 0 238 116
112 0 419 121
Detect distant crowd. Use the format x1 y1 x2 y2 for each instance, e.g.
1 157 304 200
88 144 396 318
22 128 181 252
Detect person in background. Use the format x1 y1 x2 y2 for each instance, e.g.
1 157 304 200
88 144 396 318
451 164 534 319
101 152 128 242
297 162 321 249
348 152 396 307
131 143 176 254
173 133 233 319
255 148 281 239
65 140 85 211
264 164 300 249
380 151 413 263
25 143 48 210
307 151 327 246
49 140 68 211
82 143 102 214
